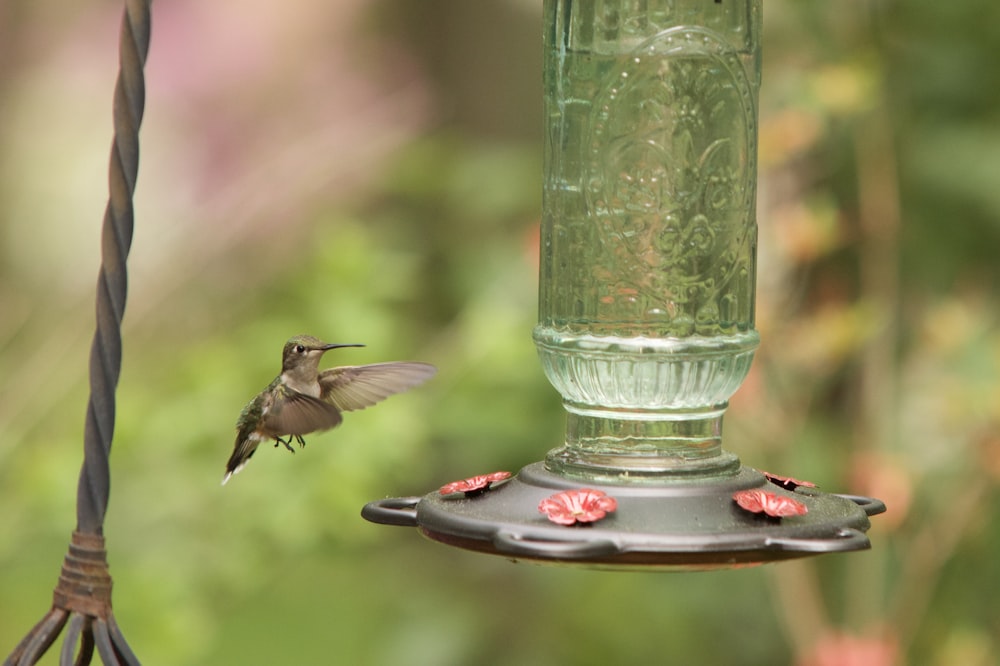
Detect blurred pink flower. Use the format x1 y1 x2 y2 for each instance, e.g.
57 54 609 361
439 471 511 496
850 451 911 531
764 471 817 491
538 489 617 526
797 631 899 666
734 489 808 518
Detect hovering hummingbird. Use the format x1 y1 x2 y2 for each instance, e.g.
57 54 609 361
222 335 436 485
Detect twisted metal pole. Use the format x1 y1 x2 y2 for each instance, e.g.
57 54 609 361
5 1 150 663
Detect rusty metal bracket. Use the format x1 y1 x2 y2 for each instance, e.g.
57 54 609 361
52 532 115 619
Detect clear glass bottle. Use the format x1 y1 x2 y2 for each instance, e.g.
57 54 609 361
536 0 762 481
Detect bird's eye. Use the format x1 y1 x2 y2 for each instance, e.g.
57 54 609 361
295 344 306 353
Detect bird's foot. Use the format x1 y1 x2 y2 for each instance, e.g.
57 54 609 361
273 436 296 453
294 435 307 448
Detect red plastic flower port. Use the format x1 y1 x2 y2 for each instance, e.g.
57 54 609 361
763 471 817 491
538 489 617 526
733 488 808 518
439 471 512 496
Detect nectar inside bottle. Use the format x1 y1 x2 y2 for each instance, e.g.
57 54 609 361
536 0 762 482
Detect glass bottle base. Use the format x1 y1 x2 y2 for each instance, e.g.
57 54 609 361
545 403 742 483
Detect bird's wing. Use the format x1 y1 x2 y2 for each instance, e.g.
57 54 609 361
264 390 344 436
318 362 436 412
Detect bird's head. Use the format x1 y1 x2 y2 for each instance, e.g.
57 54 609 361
281 335 364 374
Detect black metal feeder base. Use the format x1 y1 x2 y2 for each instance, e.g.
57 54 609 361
362 463 885 570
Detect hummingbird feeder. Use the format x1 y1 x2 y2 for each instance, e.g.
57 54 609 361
363 0 885 569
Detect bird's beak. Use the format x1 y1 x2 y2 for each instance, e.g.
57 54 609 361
320 343 365 351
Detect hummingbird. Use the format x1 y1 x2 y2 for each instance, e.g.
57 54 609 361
222 335 436 485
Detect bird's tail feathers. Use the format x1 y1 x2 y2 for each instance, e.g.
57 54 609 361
222 434 261 486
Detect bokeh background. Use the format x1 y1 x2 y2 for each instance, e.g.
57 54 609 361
2 1 999 664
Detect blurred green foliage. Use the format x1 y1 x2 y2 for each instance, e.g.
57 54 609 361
2 0 1000 664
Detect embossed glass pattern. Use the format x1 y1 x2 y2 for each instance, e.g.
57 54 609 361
536 0 762 481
